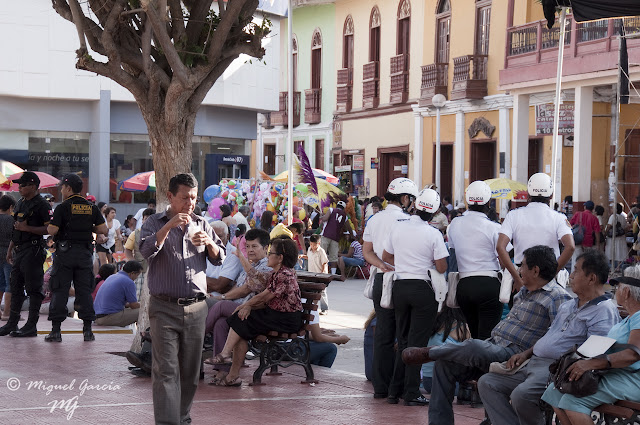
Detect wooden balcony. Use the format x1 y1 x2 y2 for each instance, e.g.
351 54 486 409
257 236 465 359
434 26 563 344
500 15 640 88
270 91 301 127
390 53 409 104
363 61 380 109
336 68 353 113
305 88 322 124
419 62 448 107
450 54 488 101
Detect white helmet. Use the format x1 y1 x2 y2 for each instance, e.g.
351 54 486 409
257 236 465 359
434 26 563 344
415 188 440 213
465 181 492 205
528 173 553 197
336 201 346 209
387 178 418 197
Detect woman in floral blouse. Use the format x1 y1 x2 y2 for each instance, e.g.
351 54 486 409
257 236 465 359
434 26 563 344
210 237 303 386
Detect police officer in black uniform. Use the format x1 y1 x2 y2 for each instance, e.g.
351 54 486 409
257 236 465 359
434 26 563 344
45 173 107 342
0 171 51 337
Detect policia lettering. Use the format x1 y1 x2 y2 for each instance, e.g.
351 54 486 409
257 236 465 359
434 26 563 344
45 173 107 343
0 171 51 338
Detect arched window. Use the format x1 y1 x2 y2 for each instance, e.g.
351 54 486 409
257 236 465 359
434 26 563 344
397 0 411 55
370 6 381 62
292 34 298 91
311 29 322 89
436 0 451 63
343 15 354 69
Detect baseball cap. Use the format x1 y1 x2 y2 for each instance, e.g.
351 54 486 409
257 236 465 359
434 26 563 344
337 201 347 209
609 276 640 288
86 194 97 203
12 171 40 187
59 173 83 188
584 200 595 210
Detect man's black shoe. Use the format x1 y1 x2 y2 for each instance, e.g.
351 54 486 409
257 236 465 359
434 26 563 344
83 329 95 341
9 325 37 337
373 392 388 399
387 396 399 405
404 395 429 406
0 324 17 336
126 350 151 374
44 331 62 342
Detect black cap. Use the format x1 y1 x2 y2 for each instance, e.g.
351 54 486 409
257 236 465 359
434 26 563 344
59 173 83 188
609 276 640 288
12 171 40 187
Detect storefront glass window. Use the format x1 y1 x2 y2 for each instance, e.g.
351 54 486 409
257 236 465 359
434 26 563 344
110 134 153 204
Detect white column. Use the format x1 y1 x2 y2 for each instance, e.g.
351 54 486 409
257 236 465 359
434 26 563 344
511 93 530 182
454 111 465 204
325 130 332 172
499 107 511 179
89 89 110 201
275 136 281 174
413 111 424 187
573 86 593 202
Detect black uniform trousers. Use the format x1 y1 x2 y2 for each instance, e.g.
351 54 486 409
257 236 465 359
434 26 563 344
10 244 46 319
48 243 95 323
372 273 396 396
456 276 502 340
389 279 438 402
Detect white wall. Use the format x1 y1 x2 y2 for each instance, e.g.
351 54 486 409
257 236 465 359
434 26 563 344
0 1 281 111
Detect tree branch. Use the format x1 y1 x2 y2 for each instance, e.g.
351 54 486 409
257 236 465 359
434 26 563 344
67 0 87 50
185 0 214 47
77 56 144 100
142 0 191 86
167 0 186 44
189 55 236 110
206 0 248 64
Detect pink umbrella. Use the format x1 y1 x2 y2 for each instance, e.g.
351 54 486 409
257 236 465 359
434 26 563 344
313 168 339 184
2 171 60 191
118 171 156 192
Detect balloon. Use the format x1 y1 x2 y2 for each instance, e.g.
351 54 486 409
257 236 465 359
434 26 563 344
228 179 236 189
260 182 269 192
299 209 306 220
270 190 278 199
203 185 220 203
295 183 309 194
207 198 226 220
266 203 276 213
220 190 229 199
228 191 237 200
236 195 245 205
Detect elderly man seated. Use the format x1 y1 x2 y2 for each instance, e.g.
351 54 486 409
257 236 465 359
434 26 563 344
94 261 143 327
402 246 572 424
478 249 620 425
204 229 272 360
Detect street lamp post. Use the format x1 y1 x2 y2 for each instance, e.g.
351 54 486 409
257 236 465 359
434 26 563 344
432 94 447 191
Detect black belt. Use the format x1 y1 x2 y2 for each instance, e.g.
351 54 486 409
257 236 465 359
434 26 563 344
153 293 207 306
14 240 42 250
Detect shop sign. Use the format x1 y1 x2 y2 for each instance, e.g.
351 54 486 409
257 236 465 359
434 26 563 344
353 155 364 171
335 165 351 173
332 121 342 149
221 155 248 164
535 104 574 136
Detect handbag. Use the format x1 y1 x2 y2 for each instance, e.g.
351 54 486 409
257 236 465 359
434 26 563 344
572 212 585 245
446 272 460 308
549 345 603 397
363 266 379 300
380 272 396 309
499 270 513 304
606 217 626 238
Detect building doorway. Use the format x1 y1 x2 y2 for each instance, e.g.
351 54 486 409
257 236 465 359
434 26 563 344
263 144 276 175
623 129 640 204
377 145 409 197
470 140 495 182
528 138 543 179
433 143 453 200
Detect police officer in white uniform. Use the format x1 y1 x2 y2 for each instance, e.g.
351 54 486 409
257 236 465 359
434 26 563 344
362 178 416 400
497 173 574 292
448 181 503 340
382 188 449 406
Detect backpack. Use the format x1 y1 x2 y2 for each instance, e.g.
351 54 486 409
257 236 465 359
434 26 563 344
571 212 585 245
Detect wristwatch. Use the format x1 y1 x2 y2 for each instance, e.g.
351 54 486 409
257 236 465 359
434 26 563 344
221 294 226 300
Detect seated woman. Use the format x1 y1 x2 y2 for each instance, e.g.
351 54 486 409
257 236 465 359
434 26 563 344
541 271 640 425
210 238 303 386
337 233 365 280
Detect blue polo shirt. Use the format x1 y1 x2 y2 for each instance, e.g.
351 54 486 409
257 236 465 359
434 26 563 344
94 271 138 315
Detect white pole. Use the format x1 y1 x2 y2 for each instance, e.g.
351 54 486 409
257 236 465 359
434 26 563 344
435 106 441 190
287 0 294 225
551 8 567 208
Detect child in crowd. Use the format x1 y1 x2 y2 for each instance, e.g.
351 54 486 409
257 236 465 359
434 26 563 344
337 233 365 280
288 222 307 270
305 234 329 314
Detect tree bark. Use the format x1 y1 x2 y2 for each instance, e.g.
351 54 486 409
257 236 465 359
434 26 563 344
129 106 196 353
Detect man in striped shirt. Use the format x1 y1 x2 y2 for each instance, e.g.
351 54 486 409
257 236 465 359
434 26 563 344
140 173 225 425
402 245 571 424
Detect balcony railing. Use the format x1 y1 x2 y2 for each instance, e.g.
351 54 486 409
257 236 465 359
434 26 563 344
336 68 353 113
261 112 274 129
390 53 409 104
501 15 640 87
304 88 322 124
270 91 301 127
450 54 488 100
363 61 380 109
419 62 448 107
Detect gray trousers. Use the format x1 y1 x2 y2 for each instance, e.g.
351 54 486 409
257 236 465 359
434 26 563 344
95 308 139 327
478 355 553 425
427 339 516 425
149 296 207 425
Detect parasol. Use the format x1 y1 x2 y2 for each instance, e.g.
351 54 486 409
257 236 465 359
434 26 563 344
2 171 60 191
484 178 528 200
118 171 156 192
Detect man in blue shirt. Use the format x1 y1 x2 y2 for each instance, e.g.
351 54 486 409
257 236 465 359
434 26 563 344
94 261 142 327
477 249 619 425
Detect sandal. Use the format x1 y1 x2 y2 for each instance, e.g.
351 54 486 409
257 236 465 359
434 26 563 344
208 353 232 365
214 376 242 387
208 372 228 385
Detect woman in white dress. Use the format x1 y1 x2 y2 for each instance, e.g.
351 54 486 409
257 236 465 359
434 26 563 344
605 203 629 268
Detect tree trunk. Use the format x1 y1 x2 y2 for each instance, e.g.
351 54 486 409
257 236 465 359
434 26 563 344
129 107 196 353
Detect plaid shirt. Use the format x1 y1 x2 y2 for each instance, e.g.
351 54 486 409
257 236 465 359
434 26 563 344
489 280 571 353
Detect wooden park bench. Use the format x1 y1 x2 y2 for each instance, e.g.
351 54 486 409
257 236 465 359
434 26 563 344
591 400 640 424
248 271 340 385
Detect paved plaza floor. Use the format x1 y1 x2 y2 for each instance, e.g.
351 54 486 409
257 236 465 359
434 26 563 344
0 279 487 424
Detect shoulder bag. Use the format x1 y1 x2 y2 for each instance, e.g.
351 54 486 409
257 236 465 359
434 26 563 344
572 212 585 245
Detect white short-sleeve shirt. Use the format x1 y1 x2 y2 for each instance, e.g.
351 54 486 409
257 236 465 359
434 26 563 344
499 202 572 264
363 204 410 258
447 211 502 272
383 215 449 278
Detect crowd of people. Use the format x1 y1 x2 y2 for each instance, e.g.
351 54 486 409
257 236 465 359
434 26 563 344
1 168 639 425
